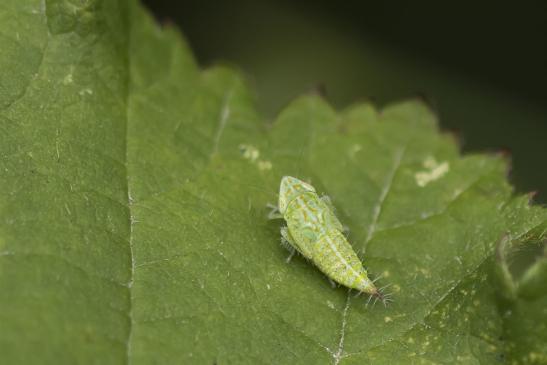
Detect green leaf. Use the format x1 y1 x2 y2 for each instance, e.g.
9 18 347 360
1 1 546 364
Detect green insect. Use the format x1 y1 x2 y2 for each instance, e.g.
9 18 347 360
269 176 389 305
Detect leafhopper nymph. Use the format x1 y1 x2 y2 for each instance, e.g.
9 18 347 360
269 176 390 305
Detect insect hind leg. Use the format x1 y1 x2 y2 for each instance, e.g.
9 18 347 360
280 227 302 263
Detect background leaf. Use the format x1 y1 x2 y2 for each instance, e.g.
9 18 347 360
1 1 546 364
495 233 547 364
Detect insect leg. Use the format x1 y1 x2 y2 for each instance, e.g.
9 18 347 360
285 249 296 263
280 227 302 263
279 228 294 251
267 203 283 220
320 195 335 209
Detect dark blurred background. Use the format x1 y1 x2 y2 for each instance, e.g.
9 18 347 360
142 0 547 203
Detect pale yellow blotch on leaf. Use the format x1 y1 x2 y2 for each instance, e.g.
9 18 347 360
239 144 273 171
63 73 73 85
239 144 260 162
414 156 450 187
257 160 272 171
79 88 93 96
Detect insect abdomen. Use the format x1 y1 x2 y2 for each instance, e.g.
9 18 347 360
312 230 373 293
